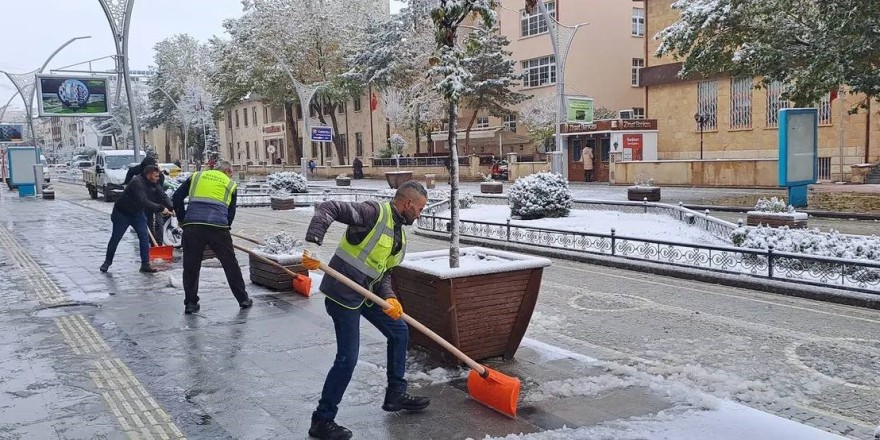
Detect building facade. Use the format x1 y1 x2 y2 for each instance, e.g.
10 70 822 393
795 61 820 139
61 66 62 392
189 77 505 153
639 0 879 182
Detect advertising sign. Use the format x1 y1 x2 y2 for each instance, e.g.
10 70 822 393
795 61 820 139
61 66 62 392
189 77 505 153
566 96 594 123
0 124 24 143
36 75 110 117
622 134 643 161
310 126 333 142
778 108 818 207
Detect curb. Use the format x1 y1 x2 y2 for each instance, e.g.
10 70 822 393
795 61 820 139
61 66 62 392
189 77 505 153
414 229 880 310
681 204 880 220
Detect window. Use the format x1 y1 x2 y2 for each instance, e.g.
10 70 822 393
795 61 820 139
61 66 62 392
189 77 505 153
765 80 789 128
353 97 362 112
228 143 233 160
263 106 269 124
296 105 303 120
632 8 645 37
311 142 318 158
632 58 644 87
696 80 718 131
503 114 517 132
355 132 364 157
226 111 232 128
236 142 241 159
245 141 250 160
338 103 346 114
252 107 257 125
235 110 240 128
521 2 555 37
632 107 645 119
325 142 332 158
243 108 249 127
817 93 833 125
309 105 315 118
476 116 489 128
339 136 347 155
521 55 556 88
729 77 753 129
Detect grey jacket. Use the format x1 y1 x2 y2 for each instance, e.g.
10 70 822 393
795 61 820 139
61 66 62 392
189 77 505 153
306 200 404 308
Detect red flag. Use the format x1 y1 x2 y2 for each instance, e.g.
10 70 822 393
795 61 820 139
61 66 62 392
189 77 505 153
830 88 838 102
370 93 378 111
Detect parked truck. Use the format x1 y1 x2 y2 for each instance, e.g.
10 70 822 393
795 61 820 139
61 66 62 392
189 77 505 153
83 150 143 202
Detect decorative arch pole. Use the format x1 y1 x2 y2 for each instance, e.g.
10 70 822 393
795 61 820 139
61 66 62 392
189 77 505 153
98 0 141 163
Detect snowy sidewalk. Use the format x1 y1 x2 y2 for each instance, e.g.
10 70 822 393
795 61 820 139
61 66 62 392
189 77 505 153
0 190 855 439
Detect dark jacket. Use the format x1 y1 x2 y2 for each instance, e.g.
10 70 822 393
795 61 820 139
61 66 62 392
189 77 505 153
172 176 238 228
124 156 165 188
114 175 172 216
306 200 404 308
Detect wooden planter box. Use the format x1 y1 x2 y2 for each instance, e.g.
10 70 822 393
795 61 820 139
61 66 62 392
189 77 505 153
627 186 661 202
270 197 296 210
480 182 503 194
248 253 308 291
42 190 55 200
336 178 351 187
746 211 808 228
385 171 413 189
392 248 551 364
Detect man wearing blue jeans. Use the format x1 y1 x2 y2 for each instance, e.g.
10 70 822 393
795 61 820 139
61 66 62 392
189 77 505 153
304 181 429 440
101 164 172 273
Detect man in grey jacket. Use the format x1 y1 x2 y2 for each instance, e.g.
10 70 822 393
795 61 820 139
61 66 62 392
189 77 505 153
304 180 429 440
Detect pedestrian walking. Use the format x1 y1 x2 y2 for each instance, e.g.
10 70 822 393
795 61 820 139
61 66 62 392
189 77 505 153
308 159 317 176
172 160 252 314
352 157 363 179
124 154 167 244
303 180 430 440
100 164 173 274
581 145 594 182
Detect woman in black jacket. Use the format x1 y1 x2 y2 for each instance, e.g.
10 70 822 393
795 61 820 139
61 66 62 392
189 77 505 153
101 164 173 273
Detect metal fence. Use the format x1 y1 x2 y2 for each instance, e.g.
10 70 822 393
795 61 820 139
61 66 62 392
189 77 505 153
416 215 880 294
370 156 469 167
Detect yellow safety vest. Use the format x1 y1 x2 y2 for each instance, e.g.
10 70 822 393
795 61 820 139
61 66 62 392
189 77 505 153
188 170 237 206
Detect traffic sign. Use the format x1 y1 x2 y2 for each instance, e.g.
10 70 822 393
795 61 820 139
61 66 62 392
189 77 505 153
310 126 333 142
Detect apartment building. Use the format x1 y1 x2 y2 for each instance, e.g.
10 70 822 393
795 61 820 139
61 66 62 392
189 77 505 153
431 0 647 181
639 0 879 182
217 91 389 167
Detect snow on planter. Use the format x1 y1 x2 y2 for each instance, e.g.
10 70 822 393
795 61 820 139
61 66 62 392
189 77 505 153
266 171 308 195
399 247 551 279
508 172 572 220
731 225 880 263
252 231 305 264
746 197 807 228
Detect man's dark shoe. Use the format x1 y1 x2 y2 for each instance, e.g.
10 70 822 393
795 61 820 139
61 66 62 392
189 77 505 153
239 298 253 308
382 392 430 412
184 303 200 314
308 418 352 440
139 264 157 273
99 261 111 272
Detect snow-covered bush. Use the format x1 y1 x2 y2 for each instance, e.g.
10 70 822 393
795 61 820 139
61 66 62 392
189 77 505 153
730 225 880 262
633 175 656 188
508 172 572 220
752 197 795 213
253 232 305 264
267 171 307 196
377 188 475 208
479 172 494 182
337 173 349 179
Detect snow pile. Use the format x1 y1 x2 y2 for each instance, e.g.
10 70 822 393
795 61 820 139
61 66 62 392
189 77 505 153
752 197 795 214
253 231 304 264
377 188 476 208
525 375 632 403
400 247 551 279
731 225 880 262
508 172 572 220
266 171 308 196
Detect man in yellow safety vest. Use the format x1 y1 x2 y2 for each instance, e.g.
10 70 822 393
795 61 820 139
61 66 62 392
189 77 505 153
172 160 252 315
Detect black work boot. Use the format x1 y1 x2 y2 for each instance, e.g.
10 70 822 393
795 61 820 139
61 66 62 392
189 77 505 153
184 303 200 315
239 298 253 308
99 261 111 272
382 391 430 412
139 263 157 273
308 418 352 440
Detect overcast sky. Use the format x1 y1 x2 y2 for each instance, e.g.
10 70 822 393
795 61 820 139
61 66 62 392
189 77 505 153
1 0 407 111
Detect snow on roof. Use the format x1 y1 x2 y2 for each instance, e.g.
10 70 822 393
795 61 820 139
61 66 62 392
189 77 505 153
399 247 551 279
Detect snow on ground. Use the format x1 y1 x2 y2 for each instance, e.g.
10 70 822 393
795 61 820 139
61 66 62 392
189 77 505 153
478 400 843 439
442 205 726 245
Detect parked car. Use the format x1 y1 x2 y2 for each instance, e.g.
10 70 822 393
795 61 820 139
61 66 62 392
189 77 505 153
82 150 144 202
157 162 182 178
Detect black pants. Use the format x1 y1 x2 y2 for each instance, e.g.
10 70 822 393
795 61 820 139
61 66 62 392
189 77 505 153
146 211 164 244
584 170 593 182
182 225 248 306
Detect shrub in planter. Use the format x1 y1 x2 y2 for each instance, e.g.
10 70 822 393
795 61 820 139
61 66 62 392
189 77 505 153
479 173 503 194
508 172 572 220
336 173 351 187
746 197 807 228
266 171 308 195
627 176 660 201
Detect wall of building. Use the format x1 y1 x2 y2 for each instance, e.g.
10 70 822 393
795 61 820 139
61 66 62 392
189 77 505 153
613 159 779 187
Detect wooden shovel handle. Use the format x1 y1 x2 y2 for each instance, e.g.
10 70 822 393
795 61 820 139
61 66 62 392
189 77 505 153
146 227 159 247
231 232 263 245
231 243 302 278
316 260 487 376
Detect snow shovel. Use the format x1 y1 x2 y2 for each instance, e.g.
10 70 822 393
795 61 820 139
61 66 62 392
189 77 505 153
231 243 312 297
146 228 174 262
301 251 521 418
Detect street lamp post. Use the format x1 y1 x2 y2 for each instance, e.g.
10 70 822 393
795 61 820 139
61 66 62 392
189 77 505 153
97 0 141 163
694 113 706 160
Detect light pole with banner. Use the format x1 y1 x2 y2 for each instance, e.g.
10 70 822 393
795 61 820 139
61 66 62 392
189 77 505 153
97 0 141 164
258 44 323 180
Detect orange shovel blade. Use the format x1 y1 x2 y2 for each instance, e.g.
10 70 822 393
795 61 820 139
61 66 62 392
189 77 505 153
149 245 174 262
291 274 312 297
466 367 521 418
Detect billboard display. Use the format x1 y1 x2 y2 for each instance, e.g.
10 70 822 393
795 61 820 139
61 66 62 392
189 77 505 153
566 96 594 123
778 108 818 186
36 75 110 117
0 124 24 143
